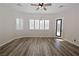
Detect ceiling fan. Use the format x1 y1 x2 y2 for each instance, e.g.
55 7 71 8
31 3 52 11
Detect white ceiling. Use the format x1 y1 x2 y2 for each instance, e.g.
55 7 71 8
0 3 79 14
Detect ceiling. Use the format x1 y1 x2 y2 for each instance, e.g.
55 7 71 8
0 3 79 14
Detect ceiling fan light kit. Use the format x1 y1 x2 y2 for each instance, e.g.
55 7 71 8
31 3 52 11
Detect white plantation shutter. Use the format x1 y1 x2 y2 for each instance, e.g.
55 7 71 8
29 20 34 30
29 19 49 30
40 20 44 30
35 20 39 29
45 20 49 30
16 18 23 30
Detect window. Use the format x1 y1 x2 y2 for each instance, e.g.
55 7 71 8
45 20 49 30
40 20 44 30
29 19 49 30
29 20 34 30
16 18 23 30
35 20 39 29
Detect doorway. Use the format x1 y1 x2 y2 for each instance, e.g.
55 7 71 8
56 19 62 37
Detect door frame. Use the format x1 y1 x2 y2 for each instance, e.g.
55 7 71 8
56 19 62 37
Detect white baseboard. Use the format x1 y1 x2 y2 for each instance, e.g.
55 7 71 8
1 37 78 48
0 38 16 47
64 38 79 47
0 36 54 47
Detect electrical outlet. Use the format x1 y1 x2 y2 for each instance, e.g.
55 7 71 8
74 39 76 42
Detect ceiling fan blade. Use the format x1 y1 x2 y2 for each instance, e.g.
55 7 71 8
31 4 38 6
44 3 52 6
43 7 47 11
17 3 23 7
36 7 39 10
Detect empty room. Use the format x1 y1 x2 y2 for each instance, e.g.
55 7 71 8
0 3 79 56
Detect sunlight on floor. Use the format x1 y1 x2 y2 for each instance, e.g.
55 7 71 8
54 38 64 49
56 39 64 41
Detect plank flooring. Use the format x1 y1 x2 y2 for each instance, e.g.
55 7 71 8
0 37 79 56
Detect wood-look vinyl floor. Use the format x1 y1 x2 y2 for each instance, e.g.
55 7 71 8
0 37 79 56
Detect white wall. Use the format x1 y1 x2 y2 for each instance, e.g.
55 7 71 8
55 7 79 47
0 6 56 46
